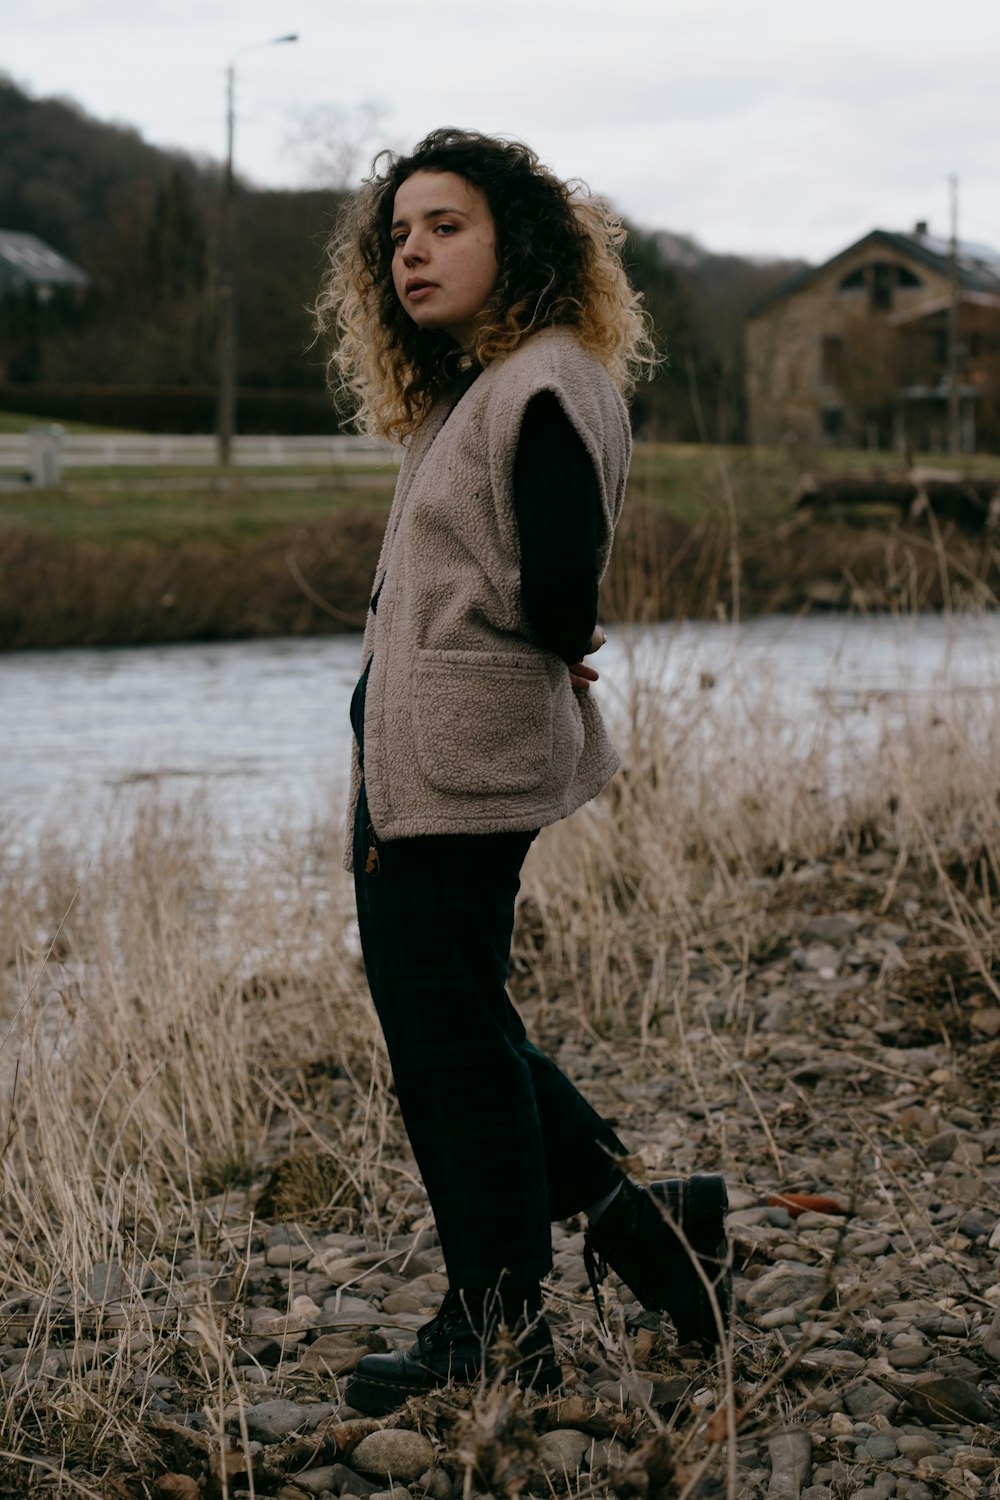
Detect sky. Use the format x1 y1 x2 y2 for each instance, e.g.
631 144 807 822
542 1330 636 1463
5 0 1000 264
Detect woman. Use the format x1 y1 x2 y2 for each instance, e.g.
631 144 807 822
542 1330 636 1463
315 128 729 1415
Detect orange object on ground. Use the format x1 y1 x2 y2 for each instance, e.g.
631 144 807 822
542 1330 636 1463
767 1192 849 1218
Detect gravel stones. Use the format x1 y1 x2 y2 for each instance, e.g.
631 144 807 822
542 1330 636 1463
18 871 1000 1500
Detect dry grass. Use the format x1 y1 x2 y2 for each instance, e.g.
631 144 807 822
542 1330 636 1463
1 638 999 1492
4 502 999 649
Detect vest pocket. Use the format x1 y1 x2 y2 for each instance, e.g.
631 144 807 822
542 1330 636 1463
412 649 554 795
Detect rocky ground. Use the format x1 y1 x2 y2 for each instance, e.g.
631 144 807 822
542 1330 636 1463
1 850 999 1497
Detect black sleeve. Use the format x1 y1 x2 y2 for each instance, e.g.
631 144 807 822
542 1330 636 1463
512 390 601 663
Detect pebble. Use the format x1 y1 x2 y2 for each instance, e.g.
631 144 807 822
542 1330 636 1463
298 1333 369 1374
860 1433 897 1460
322 1294 383 1327
842 1380 900 1422
350 1431 436 1484
416 1470 453 1500
895 1435 940 1460
766 1429 811 1496
290 1467 344 1496
238 1400 337 1443
594 1374 654 1407
744 1262 829 1315
318 1465 381 1498
803 1349 866 1375
888 1343 933 1369
536 1428 591 1475
981 1309 1000 1362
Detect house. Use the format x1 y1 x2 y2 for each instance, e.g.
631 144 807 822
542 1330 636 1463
0 230 89 381
0 229 88 300
745 225 1000 452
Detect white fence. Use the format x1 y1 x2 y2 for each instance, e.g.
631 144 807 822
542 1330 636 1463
0 430 398 483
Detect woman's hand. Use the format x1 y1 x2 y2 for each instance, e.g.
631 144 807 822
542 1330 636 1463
568 625 606 692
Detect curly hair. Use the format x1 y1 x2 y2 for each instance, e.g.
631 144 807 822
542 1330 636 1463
314 127 657 440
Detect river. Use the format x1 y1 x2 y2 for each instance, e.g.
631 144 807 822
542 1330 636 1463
3 614 999 855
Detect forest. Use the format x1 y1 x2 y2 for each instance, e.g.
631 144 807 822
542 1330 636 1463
0 76 802 441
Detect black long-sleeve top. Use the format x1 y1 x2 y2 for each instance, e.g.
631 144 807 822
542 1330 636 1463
513 390 601 664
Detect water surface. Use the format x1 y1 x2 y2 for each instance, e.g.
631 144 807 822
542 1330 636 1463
3 614 999 853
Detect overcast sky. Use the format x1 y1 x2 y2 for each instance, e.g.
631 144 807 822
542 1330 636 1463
6 0 999 263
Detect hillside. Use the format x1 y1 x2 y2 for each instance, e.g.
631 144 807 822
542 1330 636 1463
0 76 803 439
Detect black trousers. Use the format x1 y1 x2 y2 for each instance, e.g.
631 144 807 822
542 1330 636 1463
352 779 626 1289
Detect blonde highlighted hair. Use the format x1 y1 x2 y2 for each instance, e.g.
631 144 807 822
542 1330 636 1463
315 128 657 440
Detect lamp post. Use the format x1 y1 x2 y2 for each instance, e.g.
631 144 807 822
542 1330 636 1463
217 33 298 467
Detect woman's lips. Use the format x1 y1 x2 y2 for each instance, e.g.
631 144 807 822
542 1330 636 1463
405 279 435 301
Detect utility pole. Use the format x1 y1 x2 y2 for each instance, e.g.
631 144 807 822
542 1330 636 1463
216 34 298 468
946 175 962 454
217 63 237 468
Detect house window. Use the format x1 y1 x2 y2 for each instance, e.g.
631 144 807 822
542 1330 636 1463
821 335 845 383
837 261 924 311
822 407 845 443
872 262 893 310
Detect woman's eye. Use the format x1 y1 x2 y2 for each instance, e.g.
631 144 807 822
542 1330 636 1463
434 222 456 235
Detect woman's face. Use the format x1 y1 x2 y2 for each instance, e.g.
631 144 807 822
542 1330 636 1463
390 170 499 347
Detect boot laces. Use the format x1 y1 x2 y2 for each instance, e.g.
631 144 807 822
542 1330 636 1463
417 1288 468 1350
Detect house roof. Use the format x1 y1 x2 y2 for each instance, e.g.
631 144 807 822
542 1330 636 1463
0 230 88 293
748 227 1000 318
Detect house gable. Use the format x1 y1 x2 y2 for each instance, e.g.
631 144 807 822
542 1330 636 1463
745 226 1000 450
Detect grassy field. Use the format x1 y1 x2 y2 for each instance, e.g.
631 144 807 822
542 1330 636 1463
3 438 999 546
0 478 395 548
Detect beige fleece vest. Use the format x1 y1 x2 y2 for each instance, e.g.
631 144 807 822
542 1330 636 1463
344 327 631 864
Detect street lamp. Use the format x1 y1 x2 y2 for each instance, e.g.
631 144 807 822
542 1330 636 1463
217 33 298 468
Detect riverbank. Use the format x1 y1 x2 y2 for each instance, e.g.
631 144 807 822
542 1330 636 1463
3 446 999 649
4 502 1000 652
1 666 997 1494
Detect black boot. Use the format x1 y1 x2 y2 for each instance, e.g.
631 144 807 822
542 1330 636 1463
583 1174 731 1353
344 1285 561 1415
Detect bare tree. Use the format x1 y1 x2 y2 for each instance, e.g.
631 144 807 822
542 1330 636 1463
285 100 397 191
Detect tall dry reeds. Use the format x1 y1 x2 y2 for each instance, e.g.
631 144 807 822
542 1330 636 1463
1 640 999 1486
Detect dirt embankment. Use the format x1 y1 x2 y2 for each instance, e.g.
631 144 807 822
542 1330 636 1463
2 502 999 650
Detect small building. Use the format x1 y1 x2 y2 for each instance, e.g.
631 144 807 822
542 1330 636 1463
0 230 89 381
745 225 1000 452
0 229 88 300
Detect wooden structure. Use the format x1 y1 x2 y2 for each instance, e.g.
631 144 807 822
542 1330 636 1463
746 226 1000 452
